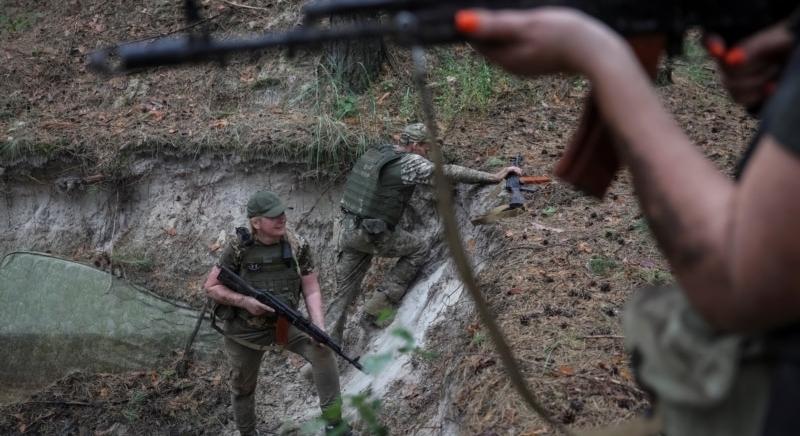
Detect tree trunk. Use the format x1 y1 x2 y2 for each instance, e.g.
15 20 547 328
325 14 387 93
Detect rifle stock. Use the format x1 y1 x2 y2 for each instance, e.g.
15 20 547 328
217 265 365 372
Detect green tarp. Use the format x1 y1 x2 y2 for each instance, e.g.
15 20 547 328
0 252 220 397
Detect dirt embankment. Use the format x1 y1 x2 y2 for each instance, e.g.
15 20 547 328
0 1 758 435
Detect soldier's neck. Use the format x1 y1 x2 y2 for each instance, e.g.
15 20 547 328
254 233 281 246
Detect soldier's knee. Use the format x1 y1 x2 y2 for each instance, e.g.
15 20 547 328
229 369 258 396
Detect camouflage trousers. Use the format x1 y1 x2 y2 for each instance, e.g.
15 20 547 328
222 316 342 435
326 214 428 343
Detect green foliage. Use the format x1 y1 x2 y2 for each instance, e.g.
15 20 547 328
111 251 155 272
375 307 396 325
587 255 618 277
541 206 558 217
305 326 432 434
0 136 70 162
398 86 420 122
0 13 34 35
632 217 650 234
362 352 393 375
334 95 359 119
350 393 388 436
485 156 506 168
431 52 507 122
677 36 716 86
122 390 148 422
471 331 486 346
637 268 674 286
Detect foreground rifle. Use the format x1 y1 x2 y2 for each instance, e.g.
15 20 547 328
217 265 364 372
89 0 796 197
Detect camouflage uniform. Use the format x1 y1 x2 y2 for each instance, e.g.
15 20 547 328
214 192 342 436
327 124 499 342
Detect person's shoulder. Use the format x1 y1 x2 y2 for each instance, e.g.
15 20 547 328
396 152 431 167
218 227 252 267
284 229 310 253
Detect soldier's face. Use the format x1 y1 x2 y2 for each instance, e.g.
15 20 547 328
410 142 430 158
253 213 287 239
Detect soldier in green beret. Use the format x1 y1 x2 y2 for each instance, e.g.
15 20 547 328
204 191 347 436
328 123 521 342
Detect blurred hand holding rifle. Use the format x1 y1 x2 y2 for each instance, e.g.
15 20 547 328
216 265 365 372
89 0 796 198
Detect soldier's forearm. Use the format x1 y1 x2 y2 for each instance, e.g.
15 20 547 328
207 284 248 308
443 164 497 184
303 291 326 330
301 273 327 330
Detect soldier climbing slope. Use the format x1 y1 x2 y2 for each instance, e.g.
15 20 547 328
326 123 521 343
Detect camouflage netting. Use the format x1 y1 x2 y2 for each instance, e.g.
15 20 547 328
0 251 221 395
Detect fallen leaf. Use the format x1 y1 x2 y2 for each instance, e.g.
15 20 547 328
619 366 634 382
209 242 221 252
376 92 391 104
211 119 229 129
149 110 165 121
577 242 592 253
557 365 575 376
507 287 524 295
164 227 177 236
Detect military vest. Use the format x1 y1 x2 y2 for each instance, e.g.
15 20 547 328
237 238 302 311
341 144 417 226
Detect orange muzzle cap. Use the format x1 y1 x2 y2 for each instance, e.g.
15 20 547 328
455 10 480 34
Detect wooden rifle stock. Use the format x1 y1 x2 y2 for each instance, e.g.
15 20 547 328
554 35 667 198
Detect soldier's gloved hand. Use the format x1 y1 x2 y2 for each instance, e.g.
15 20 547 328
493 166 523 182
240 296 275 316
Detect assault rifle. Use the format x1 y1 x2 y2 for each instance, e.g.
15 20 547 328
506 154 526 209
217 265 365 372
89 0 797 197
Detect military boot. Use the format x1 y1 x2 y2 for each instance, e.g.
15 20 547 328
362 290 395 328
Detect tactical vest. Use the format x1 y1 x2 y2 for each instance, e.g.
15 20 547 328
237 239 302 311
341 144 417 226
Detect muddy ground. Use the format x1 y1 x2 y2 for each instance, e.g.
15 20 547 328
0 1 757 435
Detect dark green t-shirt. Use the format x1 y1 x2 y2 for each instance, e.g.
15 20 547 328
765 45 800 156
736 44 800 176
